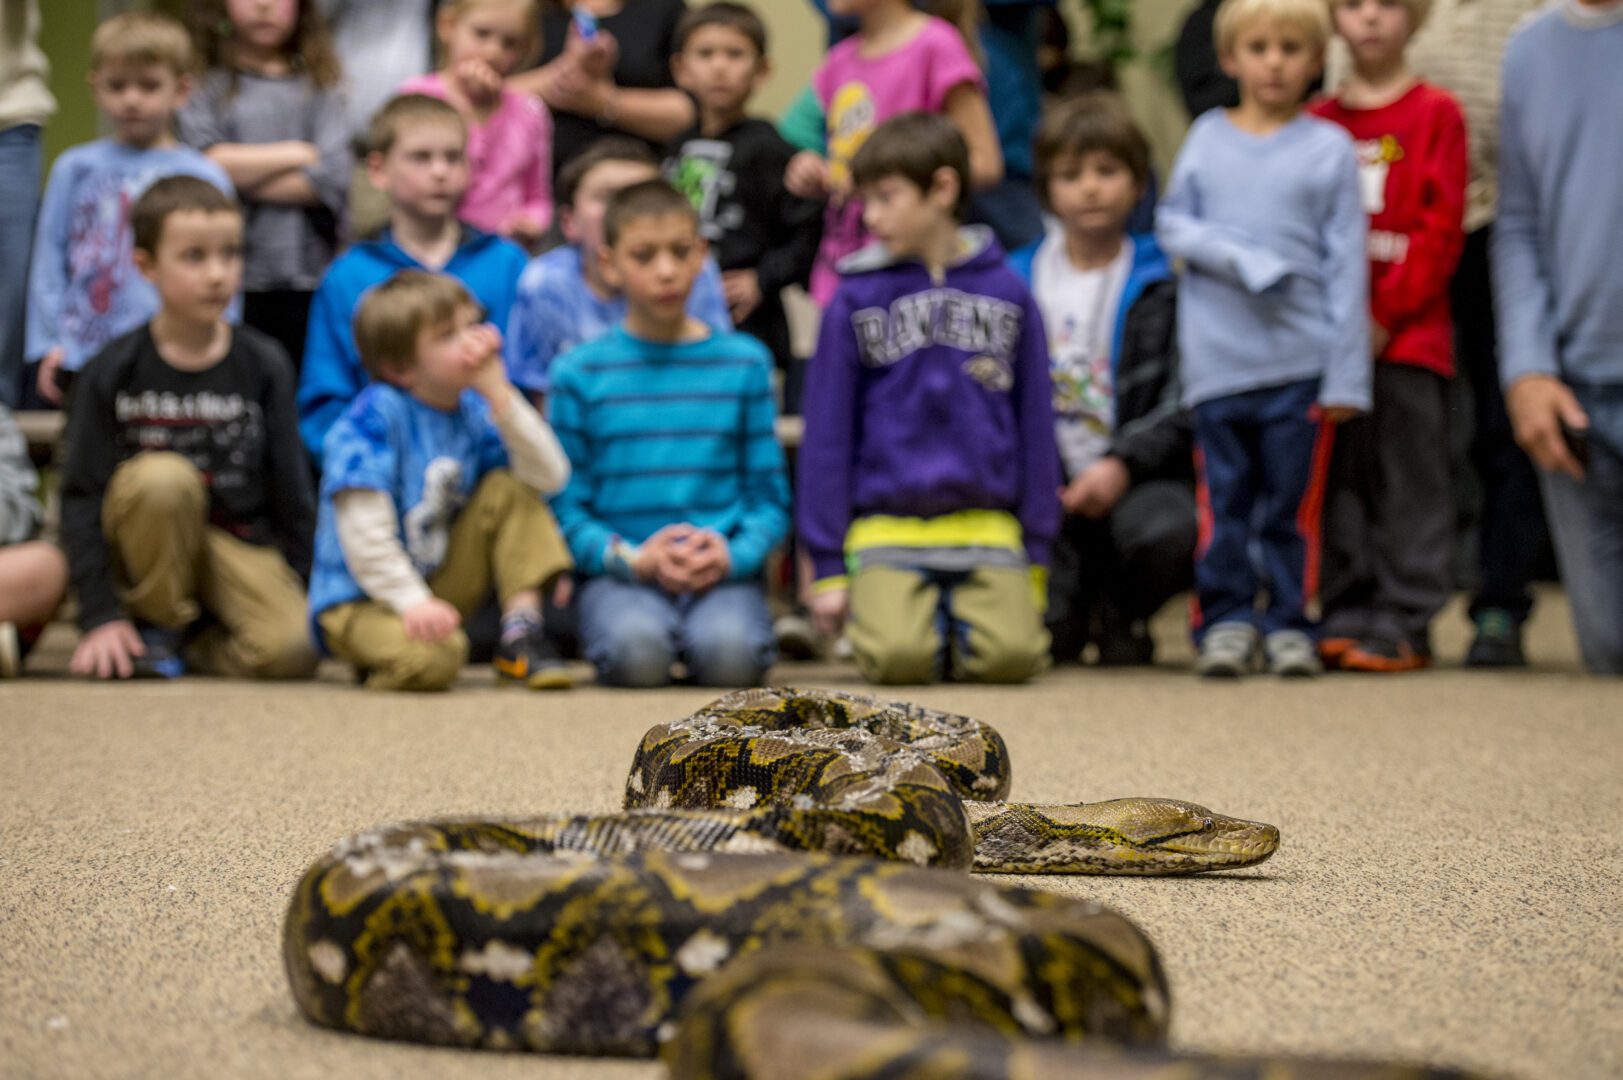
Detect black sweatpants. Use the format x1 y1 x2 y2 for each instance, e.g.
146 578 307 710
1046 479 1197 661
1321 364 1453 648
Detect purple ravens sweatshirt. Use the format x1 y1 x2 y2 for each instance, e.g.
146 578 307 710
797 227 1062 583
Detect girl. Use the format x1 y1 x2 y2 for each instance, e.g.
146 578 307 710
180 0 351 372
399 0 552 248
786 0 1002 305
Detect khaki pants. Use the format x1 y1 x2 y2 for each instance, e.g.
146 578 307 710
848 564 1050 685
105 452 317 680
318 470 573 691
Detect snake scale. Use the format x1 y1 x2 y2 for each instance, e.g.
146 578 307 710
284 687 1489 1078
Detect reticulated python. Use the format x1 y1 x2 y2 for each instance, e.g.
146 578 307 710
284 688 1488 1078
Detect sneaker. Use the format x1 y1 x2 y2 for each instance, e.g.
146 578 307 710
773 613 823 661
495 626 573 689
1264 629 1322 678
131 623 185 680
0 622 18 678
1196 622 1258 678
1096 617 1155 667
1465 609 1527 668
1342 636 1431 673
1318 636 1357 669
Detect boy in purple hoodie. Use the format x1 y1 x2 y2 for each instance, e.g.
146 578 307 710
798 112 1060 686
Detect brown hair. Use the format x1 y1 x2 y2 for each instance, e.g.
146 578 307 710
367 93 467 157
556 137 658 210
1032 92 1151 212
850 111 971 220
353 271 479 381
674 2 768 56
131 175 240 255
188 0 343 92
91 12 196 77
602 179 700 248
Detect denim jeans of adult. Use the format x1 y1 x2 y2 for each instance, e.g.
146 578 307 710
0 125 43 407
577 576 776 688
1538 381 1623 674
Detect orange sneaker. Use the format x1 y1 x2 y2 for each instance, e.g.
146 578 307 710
1341 637 1431 673
1318 636 1357 669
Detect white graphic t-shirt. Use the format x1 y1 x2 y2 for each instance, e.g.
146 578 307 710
1033 232 1132 477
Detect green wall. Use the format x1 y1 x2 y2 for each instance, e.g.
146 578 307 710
40 0 107 166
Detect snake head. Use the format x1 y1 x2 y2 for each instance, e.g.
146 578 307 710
967 798 1281 874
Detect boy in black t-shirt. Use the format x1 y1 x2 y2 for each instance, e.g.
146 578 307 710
59 176 317 681
665 2 821 407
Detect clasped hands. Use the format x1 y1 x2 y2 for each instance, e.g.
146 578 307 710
633 524 731 594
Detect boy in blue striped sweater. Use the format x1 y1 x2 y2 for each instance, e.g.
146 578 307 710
548 180 790 688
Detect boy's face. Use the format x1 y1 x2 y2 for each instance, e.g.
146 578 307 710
394 302 488 404
672 25 768 117
562 159 662 257
1332 0 1414 70
600 213 707 324
368 122 470 221
860 170 958 262
1047 150 1143 242
133 209 244 324
1220 19 1323 112
90 61 190 148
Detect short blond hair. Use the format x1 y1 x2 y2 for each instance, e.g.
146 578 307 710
1328 0 1433 31
1215 0 1331 56
353 271 478 380
90 11 195 76
366 93 467 157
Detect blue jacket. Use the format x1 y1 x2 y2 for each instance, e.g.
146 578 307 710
296 227 528 463
1010 231 1191 484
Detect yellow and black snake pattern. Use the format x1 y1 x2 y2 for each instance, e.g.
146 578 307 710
284 688 1487 1078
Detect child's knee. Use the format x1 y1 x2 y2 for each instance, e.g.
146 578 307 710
855 636 940 685
240 623 319 680
685 633 771 687
594 624 676 688
472 468 527 507
959 633 1050 684
367 631 468 692
111 452 206 514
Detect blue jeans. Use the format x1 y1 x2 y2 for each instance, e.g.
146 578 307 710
577 577 776 688
1538 382 1623 674
0 125 42 407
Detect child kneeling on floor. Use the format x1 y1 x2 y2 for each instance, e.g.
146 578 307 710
308 270 573 691
60 176 316 681
797 112 1060 685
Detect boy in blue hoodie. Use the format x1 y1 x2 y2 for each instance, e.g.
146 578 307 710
297 94 529 464
798 112 1060 686
1010 93 1194 667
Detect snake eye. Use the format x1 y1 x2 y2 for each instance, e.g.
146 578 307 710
1200 817 1214 832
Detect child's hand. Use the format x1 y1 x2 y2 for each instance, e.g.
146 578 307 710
809 586 848 640
1370 319 1390 359
503 212 547 249
461 324 511 404
666 529 730 593
455 58 505 106
36 348 64 405
721 269 763 324
1320 405 1362 425
1059 457 1130 519
402 598 461 643
632 524 695 585
70 619 144 680
785 151 831 200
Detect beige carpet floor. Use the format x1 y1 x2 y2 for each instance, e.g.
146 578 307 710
2 589 1619 1080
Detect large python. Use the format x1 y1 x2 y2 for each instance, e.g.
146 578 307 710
284 688 1488 1078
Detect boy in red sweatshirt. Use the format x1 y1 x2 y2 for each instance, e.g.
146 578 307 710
1310 0 1466 672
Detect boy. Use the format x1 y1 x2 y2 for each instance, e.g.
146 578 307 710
59 176 315 682
548 180 789 688
1310 0 1467 672
505 139 733 403
0 404 67 676
308 270 574 691
665 2 821 395
1009 93 1195 667
798 112 1059 686
1494 0 1623 675
297 93 529 464
1156 0 1370 679
26 11 236 407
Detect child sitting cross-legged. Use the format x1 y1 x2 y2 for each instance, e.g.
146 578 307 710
548 180 790 688
798 111 1060 686
308 271 573 691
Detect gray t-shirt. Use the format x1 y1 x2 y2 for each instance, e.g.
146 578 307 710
178 70 351 292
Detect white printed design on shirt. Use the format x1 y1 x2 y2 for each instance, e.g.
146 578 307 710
850 289 1023 375
404 457 465 574
1353 134 1404 215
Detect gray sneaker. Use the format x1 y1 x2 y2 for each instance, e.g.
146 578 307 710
1197 622 1258 678
1265 629 1322 678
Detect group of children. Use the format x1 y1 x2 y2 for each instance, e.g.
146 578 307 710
3 0 1618 686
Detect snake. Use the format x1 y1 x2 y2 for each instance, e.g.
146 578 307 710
283 688 1487 1077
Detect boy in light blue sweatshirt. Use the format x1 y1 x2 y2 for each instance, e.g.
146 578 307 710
1156 0 1369 679
1494 0 1623 674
